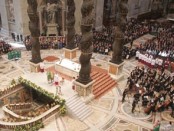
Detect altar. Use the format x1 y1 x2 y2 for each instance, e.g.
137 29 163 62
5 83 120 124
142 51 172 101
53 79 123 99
55 58 81 78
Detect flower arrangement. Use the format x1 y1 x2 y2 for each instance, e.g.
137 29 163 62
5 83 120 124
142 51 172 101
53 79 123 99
14 120 44 131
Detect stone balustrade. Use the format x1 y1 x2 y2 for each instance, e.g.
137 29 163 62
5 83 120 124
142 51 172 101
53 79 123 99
3 103 33 120
0 104 60 129
0 84 23 99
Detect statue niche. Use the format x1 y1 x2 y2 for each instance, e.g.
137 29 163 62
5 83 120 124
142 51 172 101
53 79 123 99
45 2 59 36
46 3 58 24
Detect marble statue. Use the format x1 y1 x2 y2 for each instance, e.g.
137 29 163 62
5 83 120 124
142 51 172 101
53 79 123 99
46 3 58 23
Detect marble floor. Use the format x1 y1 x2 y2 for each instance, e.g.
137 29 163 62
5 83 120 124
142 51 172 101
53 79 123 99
0 46 174 131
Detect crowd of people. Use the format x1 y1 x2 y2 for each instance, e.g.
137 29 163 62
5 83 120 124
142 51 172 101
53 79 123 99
122 66 174 117
24 35 66 51
136 21 174 71
122 46 137 59
124 18 151 44
0 40 13 55
92 18 157 58
93 27 114 55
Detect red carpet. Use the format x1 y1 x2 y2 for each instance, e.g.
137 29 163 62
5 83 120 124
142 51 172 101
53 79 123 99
43 56 59 62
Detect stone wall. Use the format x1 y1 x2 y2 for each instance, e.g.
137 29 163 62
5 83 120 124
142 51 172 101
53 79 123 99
0 0 30 37
94 0 104 31
0 0 10 36
0 87 31 107
74 0 83 34
128 0 152 19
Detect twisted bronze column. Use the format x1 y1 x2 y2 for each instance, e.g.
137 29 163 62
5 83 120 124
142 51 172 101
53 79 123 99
66 0 76 49
77 0 94 84
27 0 42 63
110 0 128 64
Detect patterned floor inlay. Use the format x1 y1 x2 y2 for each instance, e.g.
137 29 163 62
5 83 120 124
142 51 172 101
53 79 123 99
62 116 89 131
0 61 17 74
142 128 149 131
121 102 151 120
106 120 139 131
101 117 117 131
6 70 24 79
161 111 174 122
90 98 114 111
87 108 108 125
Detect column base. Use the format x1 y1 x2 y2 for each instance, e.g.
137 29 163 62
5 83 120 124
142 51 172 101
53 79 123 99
74 80 94 97
64 48 78 59
29 62 41 73
108 62 124 81
47 23 58 36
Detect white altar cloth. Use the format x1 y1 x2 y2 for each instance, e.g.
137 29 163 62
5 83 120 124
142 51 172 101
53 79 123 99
55 58 81 77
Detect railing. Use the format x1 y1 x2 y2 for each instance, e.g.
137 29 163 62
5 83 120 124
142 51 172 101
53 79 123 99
0 105 60 129
0 84 23 100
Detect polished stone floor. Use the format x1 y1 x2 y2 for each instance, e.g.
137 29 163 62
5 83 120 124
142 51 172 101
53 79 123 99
0 47 174 131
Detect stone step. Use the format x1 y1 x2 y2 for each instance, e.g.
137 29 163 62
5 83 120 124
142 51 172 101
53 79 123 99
66 99 82 108
93 73 108 82
74 105 90 116
70 101 86 111
95 81 116 98
66 95 78 102
79 109 92 120
91 72 102 80
93 80 115 93
66 95 92 120
90 71 99 78
77 108 92 120
66 95 79 105
93 76 111 88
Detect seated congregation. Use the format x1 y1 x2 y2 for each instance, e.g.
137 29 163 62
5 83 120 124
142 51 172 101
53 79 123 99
136 21 174 70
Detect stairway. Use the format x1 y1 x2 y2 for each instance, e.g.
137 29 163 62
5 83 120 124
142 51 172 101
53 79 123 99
91 71 117 98
66 95 92 121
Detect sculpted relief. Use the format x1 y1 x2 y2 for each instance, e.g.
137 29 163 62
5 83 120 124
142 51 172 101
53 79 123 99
7 0 15 22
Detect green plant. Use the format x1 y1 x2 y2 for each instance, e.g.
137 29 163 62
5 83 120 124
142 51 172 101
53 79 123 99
59 105 66 116
11 79 16 85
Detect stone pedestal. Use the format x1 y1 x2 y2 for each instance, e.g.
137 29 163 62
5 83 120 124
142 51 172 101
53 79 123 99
108 62 124 81
74 80 94 97
47 23 58 36
64 48 78 59
29 62 40 72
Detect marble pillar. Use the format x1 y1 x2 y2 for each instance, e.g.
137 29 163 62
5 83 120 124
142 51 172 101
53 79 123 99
109 0 128 81
27 0 42 64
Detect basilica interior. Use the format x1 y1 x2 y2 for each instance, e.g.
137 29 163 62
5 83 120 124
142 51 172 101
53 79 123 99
0 0 174 131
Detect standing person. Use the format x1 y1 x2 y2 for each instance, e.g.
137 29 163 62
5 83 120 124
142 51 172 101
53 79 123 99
54 73 59 86
153 120 160 131
40 62 45 72
72 77 76 91
122 88 129 103
170 98 174 118
132 99 137 113
58 85 62 95
60 77 65 85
